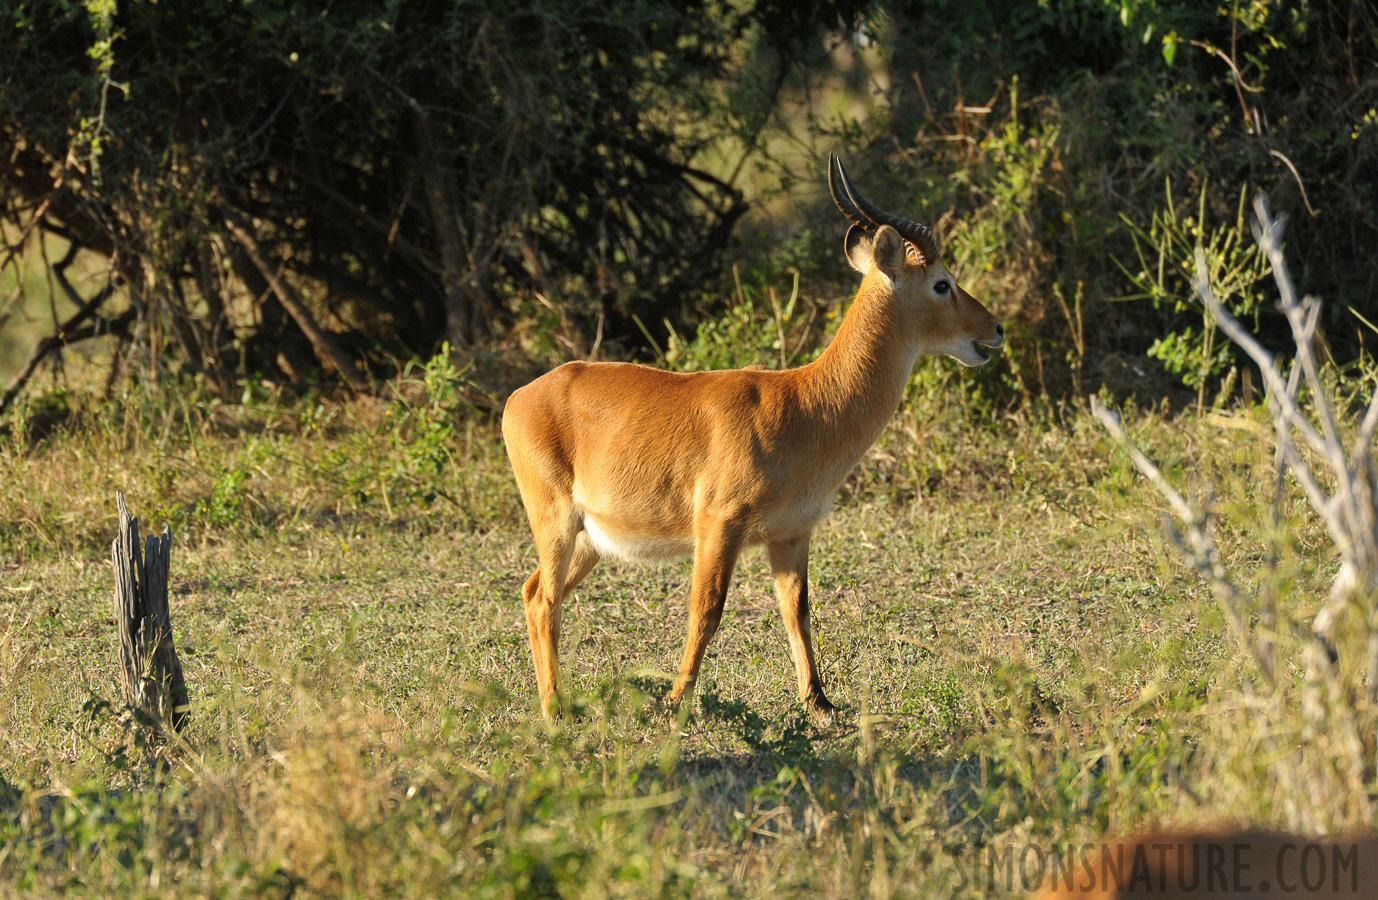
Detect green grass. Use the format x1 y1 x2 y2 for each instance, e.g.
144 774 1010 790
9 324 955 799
0 374 1353 897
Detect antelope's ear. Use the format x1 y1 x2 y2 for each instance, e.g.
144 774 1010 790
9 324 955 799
844 224 873 273
870 225 906 279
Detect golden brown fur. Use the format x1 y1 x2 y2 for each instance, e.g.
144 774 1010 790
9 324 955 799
1031 830 1378 899
503 222 1001 715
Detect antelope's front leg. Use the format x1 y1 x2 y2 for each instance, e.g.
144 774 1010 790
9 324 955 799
768 535 834 714
669 524 744 710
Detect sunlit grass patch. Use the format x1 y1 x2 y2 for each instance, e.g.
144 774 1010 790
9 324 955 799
0 375 1354 896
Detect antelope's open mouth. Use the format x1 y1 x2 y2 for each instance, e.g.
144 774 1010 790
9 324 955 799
972 332 1004 362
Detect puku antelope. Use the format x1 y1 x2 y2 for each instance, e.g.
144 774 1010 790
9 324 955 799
502 155 1003 716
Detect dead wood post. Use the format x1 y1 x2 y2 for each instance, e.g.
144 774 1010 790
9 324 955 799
112 491 188 735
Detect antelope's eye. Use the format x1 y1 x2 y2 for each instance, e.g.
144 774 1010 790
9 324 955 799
933 280 951 295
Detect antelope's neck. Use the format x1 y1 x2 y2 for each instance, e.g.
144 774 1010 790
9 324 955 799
795 285 918 452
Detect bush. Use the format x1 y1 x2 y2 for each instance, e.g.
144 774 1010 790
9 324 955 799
818 0 1378 400
1 0 866 396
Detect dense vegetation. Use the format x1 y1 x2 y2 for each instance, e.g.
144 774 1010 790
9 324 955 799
4 1 1376 406
2 0 864 400
876 0 1378 402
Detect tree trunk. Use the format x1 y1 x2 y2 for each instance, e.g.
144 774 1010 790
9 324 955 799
414 112 479 350
222 216 371 394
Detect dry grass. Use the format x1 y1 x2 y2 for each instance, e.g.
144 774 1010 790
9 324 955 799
0 372 1358 897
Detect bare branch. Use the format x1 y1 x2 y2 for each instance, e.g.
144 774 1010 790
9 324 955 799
0 244 124 415
0 308 136 416
1352 384 1378 463
222 214 370 395
1248 198 1349 480
1193 252 1329 459
1091 398 1265 682
1091 400 1198 524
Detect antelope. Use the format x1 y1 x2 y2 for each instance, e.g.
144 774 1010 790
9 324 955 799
502 155 1003 716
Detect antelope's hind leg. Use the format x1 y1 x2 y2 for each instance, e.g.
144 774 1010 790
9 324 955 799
519 503 599 717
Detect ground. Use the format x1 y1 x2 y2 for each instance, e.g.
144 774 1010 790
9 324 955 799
0 386 1340 898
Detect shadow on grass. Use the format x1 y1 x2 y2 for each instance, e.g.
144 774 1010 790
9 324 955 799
695 686 821 767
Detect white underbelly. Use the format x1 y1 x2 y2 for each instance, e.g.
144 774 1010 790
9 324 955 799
582 515 693 562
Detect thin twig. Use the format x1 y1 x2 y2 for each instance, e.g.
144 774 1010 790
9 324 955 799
1193 253 1330 460
1091 398 1260 680
1268 150 1319 217
1090 400 1196 524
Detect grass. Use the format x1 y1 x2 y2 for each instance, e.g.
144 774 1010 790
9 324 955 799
0 365 1352 897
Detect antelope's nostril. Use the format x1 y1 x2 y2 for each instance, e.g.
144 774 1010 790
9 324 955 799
995 322 1005 338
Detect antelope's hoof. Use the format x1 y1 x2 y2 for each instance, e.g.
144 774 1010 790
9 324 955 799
805 692 837 721
540 695 568 722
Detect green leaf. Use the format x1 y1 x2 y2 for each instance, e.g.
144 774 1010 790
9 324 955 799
1162 31 1181 65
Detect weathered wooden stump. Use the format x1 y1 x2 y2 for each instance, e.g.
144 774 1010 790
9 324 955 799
111 491 188 735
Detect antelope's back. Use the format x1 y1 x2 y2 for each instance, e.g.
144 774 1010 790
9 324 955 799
502 360 790 496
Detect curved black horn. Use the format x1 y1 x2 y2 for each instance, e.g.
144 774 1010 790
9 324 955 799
828 153 871 232
831 155 941 263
